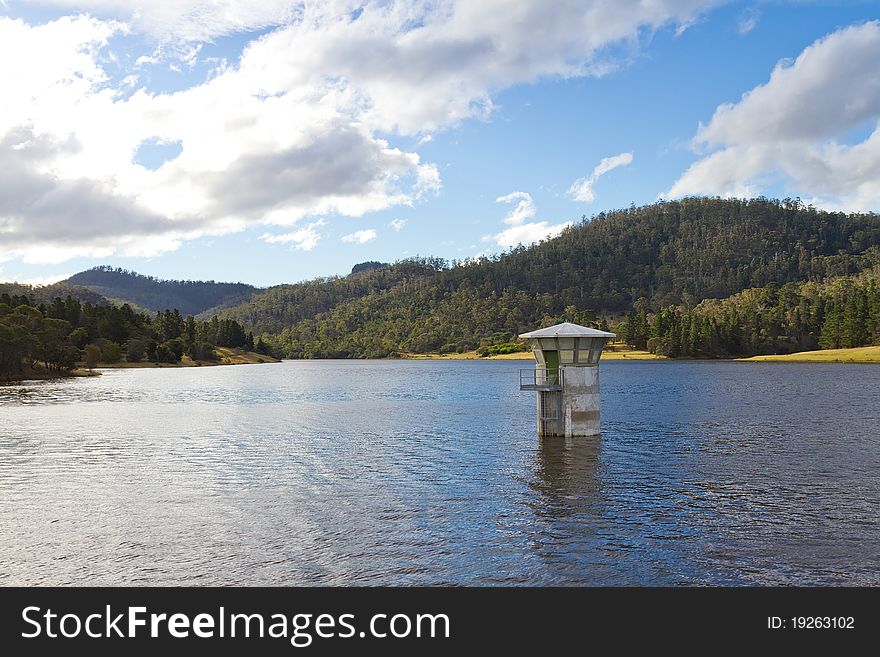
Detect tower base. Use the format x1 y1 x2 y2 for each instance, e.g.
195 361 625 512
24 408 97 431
535 365 601 437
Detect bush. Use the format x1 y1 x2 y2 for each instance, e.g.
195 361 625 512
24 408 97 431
83 344 101 370
186 342 216 361
125 339 146 362
58 346 79 371
101 341 122 363
164 338 186 361
486 342 530 355
69 327 90 349
155 343 180 363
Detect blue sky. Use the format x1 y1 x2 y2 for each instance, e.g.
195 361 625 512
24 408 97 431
1 1 878 287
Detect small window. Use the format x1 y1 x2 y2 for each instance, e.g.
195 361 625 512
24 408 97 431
560 350 575 363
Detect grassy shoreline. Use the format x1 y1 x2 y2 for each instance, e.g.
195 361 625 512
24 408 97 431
402 344 880 363
399 346 666 361
737 345 880 363
97 347 281 369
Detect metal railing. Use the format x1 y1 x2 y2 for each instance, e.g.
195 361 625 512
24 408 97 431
519 367 563 390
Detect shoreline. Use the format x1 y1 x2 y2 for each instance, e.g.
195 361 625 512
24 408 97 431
98 347 281 370
398 347 666 361
401 344 880 364
736 345 880 364
7 344 877 382
1 367 100 384
1 348 280 383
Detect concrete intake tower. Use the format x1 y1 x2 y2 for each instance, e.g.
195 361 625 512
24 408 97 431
519 322 615 438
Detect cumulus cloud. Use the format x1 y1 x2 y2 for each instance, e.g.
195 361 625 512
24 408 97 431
260 220 326 251
2 1 720 265
667 21 880 211
486 192 571 248
0 13 436 263
389 218 408 231
341 228 378 244
567 152 634 203
0 127 197 263
20 1 303 44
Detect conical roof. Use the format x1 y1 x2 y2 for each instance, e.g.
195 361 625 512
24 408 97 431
519 321 616 339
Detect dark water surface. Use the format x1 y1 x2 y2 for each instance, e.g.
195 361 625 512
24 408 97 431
1 360 878 585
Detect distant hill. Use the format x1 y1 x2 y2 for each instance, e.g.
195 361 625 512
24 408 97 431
0 281 112 308
65 267 258 316
214 197 880 358
213 258 447 334
351 261 387 275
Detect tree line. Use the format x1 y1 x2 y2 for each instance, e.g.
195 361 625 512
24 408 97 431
0 293 267 378
617 266 880 357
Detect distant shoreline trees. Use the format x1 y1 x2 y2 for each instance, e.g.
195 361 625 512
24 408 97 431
0 292 262 379
616 268 880 358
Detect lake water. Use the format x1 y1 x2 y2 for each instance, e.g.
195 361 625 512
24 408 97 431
1 360 878 586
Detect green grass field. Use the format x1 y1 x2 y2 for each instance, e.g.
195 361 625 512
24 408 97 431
401 345 665 361
738 345 880 363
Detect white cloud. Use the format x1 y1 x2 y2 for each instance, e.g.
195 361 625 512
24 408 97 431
567 151 634 203
21 1 303 44
495 191 536 225
0 272 72 286
490 221 572 248
389 218 407 231
0 14 437 263
260 220 325 251
341 228 378 244
1 1 721 265
667 21 880 211
737 8 759 35
487 192 571 248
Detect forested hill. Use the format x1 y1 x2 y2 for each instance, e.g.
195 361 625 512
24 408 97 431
455 196 880 310
0 281 111 308
215 197 880 357
65 267 258 316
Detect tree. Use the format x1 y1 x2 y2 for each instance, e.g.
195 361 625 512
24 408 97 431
819 301 842 350
101 341 122 363
83 344 100 371
155 343 177 363
69 327 90 349
126 339 146 363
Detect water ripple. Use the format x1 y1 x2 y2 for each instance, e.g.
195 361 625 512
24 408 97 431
1 360 878 585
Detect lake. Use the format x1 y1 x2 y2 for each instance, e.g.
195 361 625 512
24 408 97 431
1 360 878 586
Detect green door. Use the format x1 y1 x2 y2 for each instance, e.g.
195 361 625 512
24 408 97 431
544 350 559 384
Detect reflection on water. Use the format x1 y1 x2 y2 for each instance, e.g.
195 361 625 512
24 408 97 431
0 360 878 585
531 438 600 517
